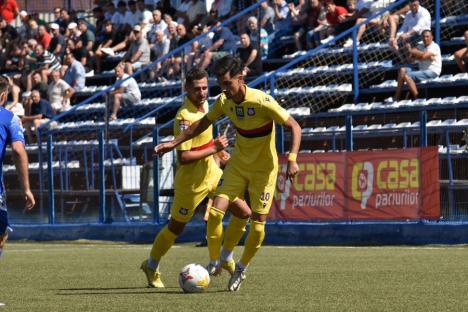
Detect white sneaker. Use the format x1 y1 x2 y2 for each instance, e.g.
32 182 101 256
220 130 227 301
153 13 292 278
343 38 358 48
227 264 246 292
101 47 115 56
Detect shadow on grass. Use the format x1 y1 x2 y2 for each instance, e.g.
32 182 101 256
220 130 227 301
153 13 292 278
56 287 227 295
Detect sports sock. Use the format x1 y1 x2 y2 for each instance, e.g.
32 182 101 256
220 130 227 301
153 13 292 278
239 220 266 267
207 206 225 261
221 216 249 261
149 225 178 268
147 257 158 270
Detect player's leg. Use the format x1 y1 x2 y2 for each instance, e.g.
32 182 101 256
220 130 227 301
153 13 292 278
141 196 199 288
206 163 247 273
228 168 277 291
219 199 251 275
0 209 10 259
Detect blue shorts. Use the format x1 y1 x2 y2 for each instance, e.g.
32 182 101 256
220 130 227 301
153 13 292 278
0 210 9 235
405 68 438 82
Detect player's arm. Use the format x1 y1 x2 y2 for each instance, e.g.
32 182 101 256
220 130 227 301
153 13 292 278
155 115 213 156
11 143 35 212
282 116 302 181
178 135 229 165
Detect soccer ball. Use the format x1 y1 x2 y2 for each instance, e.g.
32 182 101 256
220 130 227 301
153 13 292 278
178 263 210 293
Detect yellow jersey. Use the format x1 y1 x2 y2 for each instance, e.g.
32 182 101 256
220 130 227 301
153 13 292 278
206 86 290 169
173 97 220 194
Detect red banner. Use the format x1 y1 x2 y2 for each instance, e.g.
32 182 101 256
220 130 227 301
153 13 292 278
270 147 440 221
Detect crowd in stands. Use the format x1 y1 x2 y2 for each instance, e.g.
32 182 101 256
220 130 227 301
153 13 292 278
0 0 467 133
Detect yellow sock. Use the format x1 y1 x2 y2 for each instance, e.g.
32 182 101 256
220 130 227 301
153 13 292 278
150 225 178 262
207 206 225 261
223 216 249 252
240 220 266 267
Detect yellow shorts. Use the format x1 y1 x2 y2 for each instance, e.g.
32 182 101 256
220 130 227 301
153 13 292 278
215 160 278 215
170 166 223 223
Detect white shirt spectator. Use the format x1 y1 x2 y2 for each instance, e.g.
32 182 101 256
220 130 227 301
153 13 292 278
148 19 168 41
119 74 141 101
126 11 141 26
47 79 72 112
112 11 132 25
417 41 442 75
399 5 431 35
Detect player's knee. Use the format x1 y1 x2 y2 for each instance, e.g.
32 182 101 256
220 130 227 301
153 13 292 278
167 219 186 236
249 220 266 240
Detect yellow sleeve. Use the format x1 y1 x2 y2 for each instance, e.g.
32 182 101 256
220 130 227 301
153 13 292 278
174 110 193 151
206 96 224 122
264 95 290 125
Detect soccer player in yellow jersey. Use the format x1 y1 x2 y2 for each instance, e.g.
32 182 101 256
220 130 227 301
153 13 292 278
140 68 251 288
155 56 302 291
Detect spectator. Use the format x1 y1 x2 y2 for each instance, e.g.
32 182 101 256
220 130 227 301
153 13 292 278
95 20 119 73
186 0 206 28
0 16 18 66
2 75 24 116
166 23 191 78
22 89 54 143
122 24 151 74
269 0 292 58
260 0 275 33
112 1 131 30
63 51 86 92
76 20 96 67
390 0 431 58
210 0 232 20
147 9 168 41
92 6 107 36
58 9 73 32
104 2 116 21
47 70 74 114
454 30 468 73
342 0 377 47
0 0 19 24
199 21 237 70
25 44 60 94
246 16 268 59
394 30 441 101
108 63 141 121
25 71 48 98
137 0 153 35
53 7 63 25
126 0 140 27
37 25 51 50
16 10 29 38
149 30 170 77
293 0 326 50
48 23 66 59
382 4 409 45
324 0 349 38
237 33 262 77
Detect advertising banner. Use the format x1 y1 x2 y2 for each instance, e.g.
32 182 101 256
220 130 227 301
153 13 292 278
270 147 440 221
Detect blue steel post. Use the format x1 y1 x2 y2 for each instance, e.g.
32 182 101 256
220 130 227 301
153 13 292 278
445 130 455 218
345 115 353 151
419 111 427 147
98 130 106 223
47 134 55 224
37 130 44 218
352 29 359 103
153 127 160 224
270 75 284 153
435 0 440 44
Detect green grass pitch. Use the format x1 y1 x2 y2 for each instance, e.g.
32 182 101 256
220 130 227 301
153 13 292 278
1 242 468 311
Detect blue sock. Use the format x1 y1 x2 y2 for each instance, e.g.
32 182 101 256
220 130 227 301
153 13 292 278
147 257 159 270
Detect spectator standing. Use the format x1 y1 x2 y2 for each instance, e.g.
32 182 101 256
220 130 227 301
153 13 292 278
394 30 441 101
108 63 141 120
37 25 51 50
269 0 292 58
63 51 86 92
454 30 468 73
47 70 74 114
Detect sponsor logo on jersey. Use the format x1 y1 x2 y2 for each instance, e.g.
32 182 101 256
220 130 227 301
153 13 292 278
235 106 244 118
179 207 189 215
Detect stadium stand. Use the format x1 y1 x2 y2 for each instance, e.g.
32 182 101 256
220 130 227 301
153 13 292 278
1 0 467 226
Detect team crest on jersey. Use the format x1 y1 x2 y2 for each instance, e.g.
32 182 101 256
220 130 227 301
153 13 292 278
179 207 188 215
235 106 244 118
179 120 190 131
247 108 255 116
217 178 223 187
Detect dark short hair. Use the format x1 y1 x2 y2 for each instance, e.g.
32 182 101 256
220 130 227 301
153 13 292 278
185 68 208 86
0 76 10 95
421 29 432 36
213 56 244 78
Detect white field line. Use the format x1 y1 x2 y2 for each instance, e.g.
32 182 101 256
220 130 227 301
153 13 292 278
6 245 181 253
